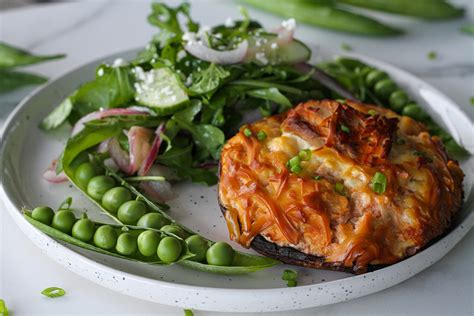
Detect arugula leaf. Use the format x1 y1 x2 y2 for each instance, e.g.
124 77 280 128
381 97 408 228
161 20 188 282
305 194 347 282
0 42 65 68
72 65 135 117
172 101 225 160
40 97 73 130
148 2 199 35
247 87 292 111
188 63 230 97
0 69 46 93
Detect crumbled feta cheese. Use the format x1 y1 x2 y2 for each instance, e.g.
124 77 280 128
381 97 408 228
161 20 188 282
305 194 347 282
185 76 193 86
177 50 187 61
182 32 197 42
225 17 235 27
132 66 146 81
271 42 278 50
255 52 268 65
281 18 296 31
97 68 104 77
112 58 127 68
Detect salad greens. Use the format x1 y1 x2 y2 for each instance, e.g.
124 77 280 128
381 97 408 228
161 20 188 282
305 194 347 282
40 287 66 298
0 42 64 93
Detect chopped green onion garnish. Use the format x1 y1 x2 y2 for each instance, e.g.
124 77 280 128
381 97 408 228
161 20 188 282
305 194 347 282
0 299 8 315
371 172 387 194
41 287 66 298
313 175 322 180
427 51 437 60
290 164 302 174
336 99 346 104
340 124 350 134
298 149 312 161
341 43 353 51
257 130 267 141
334 182 345 195
367 109 377 116
184 309 194 316
288 156 301 168
243 128 252 137
282 269 298 287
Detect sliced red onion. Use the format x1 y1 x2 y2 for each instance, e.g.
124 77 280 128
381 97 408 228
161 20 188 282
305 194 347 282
139 180 176 202
127 126 154 175
97 139 110 153
71 107 151 136
184 39 248 65
138 123 165 176
274 26 294 46
108 137 131 174
43 159 68 183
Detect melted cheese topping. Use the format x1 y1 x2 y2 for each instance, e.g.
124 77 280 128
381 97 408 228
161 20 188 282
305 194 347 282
219 100 464 272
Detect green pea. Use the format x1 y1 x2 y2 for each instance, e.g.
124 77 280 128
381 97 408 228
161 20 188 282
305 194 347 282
161 224 188 239
93 225 117 250
102 187 132 213
71 218 95 242
137 230 161 257
389 90 409 112
87 175 115 201
365 70 388 87
374 79 397 100
75 162 97 189
31 206 54 225
69 151 90 170
402 103 428 121
136 213 169 229
51 210 76 234
117 200 147 225
157 237 182 263
185 235 209 263
116 232 137 256
206 242 235 266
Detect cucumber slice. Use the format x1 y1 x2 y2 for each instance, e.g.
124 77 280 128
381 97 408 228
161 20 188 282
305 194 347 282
134 67 189 116
246 33 311 65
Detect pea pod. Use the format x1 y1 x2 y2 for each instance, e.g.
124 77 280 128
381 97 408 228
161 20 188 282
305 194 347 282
318 57 469 158
23 210 193 265
338 0 464 20
241 0 402 36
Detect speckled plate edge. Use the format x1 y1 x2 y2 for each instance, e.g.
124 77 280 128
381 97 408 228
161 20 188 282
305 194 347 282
0 48 473 313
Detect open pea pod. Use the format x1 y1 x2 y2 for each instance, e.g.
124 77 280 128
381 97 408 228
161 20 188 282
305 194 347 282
23 210 193 265
56 117 280 274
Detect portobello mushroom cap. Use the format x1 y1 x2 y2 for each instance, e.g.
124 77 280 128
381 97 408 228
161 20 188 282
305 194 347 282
218 100 464 274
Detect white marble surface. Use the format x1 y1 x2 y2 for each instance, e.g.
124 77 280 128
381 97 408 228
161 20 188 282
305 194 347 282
0 0 473 315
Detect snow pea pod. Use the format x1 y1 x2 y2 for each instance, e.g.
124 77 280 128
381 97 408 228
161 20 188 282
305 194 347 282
338 0 464 20
241 0 402 36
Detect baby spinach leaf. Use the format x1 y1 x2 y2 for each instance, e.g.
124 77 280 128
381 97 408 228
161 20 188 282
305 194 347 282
148 2 198 35
188 63 230 97
0 69 46 93
0 42 65 68
72 65 135 117
172 101 225 160
40 97 73 130
247 87 292 111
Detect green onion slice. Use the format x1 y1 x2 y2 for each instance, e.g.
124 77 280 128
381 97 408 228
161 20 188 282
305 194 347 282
334 182 345 195
257 130 267 141
371 172 387 194
282 269 298 287
298 149 312 161
41 287 66 298
243 128 252 137
340 124 350 133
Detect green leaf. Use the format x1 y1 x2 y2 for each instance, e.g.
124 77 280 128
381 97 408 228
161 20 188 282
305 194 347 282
72 65 135 117
41 287 66 298
184 309 194 316
0 69 46 93
172 101 225 160
40 97 73 130
247 87 292 111
0 42 65 68
188 63 230 97
148 2 199 35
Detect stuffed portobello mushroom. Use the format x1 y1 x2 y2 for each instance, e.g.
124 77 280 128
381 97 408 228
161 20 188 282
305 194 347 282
218 99 464 274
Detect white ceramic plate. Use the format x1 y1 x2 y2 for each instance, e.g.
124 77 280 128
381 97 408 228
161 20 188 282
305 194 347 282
1 48 473 313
